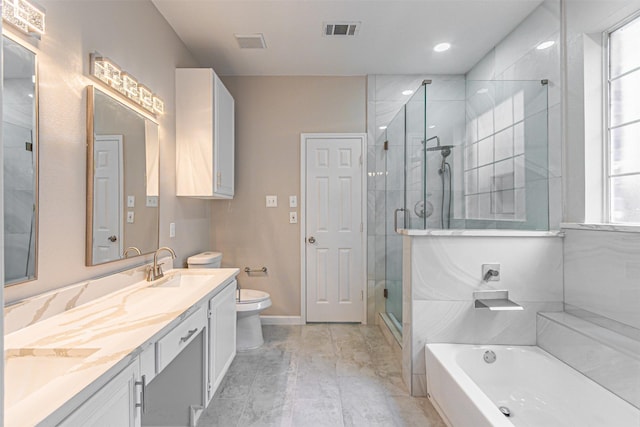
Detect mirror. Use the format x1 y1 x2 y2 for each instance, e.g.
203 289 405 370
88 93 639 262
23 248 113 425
86 86 159 265
3 35 38 286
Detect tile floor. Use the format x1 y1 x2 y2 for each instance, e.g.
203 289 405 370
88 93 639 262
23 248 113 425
197 323 446 427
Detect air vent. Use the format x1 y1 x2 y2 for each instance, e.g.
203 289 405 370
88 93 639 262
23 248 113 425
323 22 360 37
234 33 267 49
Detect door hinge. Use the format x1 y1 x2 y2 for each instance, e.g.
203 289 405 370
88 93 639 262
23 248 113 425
384 140 389 151
383 288 388 299
207 382 212 392
207 310 212 319
359 155 362 166
361 290 364 301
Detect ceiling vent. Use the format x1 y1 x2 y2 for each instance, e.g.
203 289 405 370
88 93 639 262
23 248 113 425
235 33 267 49
323 22 360 37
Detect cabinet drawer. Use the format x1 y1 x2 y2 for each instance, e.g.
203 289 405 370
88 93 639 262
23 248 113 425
156 307 206 373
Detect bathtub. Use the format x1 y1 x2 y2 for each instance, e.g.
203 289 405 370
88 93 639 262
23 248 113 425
425 343 640 427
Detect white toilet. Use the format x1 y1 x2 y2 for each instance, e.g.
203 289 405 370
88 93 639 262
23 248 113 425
187 251 272 351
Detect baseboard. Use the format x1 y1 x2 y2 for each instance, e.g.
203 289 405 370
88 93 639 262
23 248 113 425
260 315 304 325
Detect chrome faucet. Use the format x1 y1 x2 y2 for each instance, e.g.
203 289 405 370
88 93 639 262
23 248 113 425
483 269 499 282
123 246 142 258
146 247 177 281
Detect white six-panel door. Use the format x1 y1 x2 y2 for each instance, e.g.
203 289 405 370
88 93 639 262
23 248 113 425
93 135 123 264
304 134 365 323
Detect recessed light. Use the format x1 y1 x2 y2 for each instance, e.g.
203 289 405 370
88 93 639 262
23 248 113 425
379 126 387 130
402 90 414 96
536 40 555 50
476 88 489 94
433 42 451 53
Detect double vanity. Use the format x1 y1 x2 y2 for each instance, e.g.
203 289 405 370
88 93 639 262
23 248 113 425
5 266 239 427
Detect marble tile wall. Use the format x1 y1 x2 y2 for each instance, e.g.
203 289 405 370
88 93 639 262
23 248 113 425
404 234 564 396
564 228 640 330
465 0 562 229
537 312 640 408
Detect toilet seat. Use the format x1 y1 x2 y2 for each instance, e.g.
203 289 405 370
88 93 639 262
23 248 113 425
236 289 272 312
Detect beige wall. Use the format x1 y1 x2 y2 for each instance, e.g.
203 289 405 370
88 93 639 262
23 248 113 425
213 76 366 317
5 1 211 303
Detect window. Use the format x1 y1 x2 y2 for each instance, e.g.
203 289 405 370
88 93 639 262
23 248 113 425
608 14 640 223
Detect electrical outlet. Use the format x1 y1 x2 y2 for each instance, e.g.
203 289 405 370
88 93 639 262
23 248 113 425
289 195 297 208
169 222 176 238
266 195 278 207
289 211 298 224
127 211 135 223
482 264 500 281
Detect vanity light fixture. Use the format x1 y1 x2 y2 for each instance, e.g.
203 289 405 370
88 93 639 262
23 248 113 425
536 40 555 50
433 42 451 52
90 52 164 115
2 0 45 36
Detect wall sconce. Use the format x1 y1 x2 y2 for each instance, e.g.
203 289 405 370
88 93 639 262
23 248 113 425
90 52 164 115
2 0 45 36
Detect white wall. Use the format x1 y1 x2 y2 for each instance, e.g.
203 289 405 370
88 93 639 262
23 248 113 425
403 233 564 396
564 229 640 330
5 1 210 303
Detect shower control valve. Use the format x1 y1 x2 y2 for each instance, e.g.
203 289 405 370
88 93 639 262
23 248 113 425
482 264 500 282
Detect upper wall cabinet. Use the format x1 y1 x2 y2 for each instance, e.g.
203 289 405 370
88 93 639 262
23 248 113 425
176 69 234 199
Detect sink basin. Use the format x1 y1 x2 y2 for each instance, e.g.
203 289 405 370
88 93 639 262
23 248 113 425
148 271 215 288
5 348 99 407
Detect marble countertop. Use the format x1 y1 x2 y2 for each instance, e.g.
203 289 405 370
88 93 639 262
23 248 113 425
4 268 239 427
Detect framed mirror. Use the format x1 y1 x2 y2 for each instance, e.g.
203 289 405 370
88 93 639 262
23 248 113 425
3 35 38 286
86 86 159 266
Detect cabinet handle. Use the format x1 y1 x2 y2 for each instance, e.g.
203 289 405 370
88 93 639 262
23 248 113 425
135 374 146 413
180 328 198 343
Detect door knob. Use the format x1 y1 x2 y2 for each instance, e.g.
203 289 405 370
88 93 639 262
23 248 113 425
308 236 316 244
108 235 117 242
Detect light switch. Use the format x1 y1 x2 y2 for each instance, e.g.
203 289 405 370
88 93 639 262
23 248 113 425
289 195 297 208
266 195 278 207
289 212 298 224
146 196 158 207
169 222 176 238
127 211 135 223
127 195 135 208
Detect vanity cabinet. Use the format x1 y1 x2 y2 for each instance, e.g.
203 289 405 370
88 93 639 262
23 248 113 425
206 280 237 404
176 68 235 199
59 360 142 427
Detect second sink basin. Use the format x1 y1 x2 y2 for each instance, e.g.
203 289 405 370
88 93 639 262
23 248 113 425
5 348 99 408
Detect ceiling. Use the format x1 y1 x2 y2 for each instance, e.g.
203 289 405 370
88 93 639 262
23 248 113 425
152 0 543 76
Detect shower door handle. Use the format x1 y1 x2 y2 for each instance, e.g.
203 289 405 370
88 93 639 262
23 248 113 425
394 208 406 234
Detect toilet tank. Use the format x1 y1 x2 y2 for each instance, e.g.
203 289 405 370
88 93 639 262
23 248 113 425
187 251 222 268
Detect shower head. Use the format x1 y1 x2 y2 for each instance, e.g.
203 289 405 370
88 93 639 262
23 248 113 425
426 145 454 152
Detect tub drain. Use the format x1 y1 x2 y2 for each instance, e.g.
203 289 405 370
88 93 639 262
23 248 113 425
483 350 496 363
499 406 511 417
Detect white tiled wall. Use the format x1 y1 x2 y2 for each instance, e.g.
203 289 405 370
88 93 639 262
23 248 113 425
564 229 640 330
404 233 564 396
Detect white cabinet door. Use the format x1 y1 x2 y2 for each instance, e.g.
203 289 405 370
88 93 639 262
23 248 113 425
59 360 141 427
176 68 235 199
207 281 237 404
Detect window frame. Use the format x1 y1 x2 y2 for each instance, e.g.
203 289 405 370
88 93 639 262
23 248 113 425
605 11 640 224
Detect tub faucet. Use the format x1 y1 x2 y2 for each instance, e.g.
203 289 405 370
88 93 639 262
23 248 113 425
147 247 177 281
483 269 499 282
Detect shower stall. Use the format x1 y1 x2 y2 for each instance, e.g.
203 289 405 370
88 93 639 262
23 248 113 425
379 79 550 336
